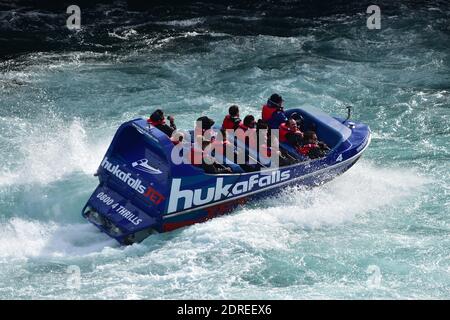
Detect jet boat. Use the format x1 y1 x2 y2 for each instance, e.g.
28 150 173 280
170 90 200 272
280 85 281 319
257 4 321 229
82 106 371 245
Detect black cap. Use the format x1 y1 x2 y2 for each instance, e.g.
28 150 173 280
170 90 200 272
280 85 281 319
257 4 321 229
268 93 283 106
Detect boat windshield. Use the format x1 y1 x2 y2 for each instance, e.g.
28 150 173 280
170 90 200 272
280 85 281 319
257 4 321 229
289 104 352 144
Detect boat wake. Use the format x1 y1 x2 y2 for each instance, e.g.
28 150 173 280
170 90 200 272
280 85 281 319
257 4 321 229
180 160 428 250
260 160 426 227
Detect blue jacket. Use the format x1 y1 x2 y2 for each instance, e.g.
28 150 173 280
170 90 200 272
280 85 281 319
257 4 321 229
268 110 288 129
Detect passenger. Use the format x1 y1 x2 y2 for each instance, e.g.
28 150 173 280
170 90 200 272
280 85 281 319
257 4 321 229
278 121 289 143
147 109 177 137
256 119 268 130
212 128 235 158
239 115 256 131
280 118 304 147
257 120 296 166
290 112 305 132
171 131 185 145
196 116 215 135
234 115 259 172
190 136 232 174
297 131 330 159
261 93 288 129
222 105 242 130
256 120 271 157
211 128 244 173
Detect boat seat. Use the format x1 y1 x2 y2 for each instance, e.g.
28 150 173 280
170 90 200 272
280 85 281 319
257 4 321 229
185 141 244 174
230 134 270 170
231 133 310 167
211 146 245 173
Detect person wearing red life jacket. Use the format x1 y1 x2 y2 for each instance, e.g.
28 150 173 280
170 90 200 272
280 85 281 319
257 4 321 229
278 122 290 143
189 136 232 174
256 119 272 159
147 109 177 137
257 120 295 166
170 131 185 145
238 114 256 131
210 128 244 173
222 105 242 130
297 131 330 159
261 93 288 129
281 118 304 147
211 128 234 157
195 115 216 138
238 115 257 162
235 115 259 172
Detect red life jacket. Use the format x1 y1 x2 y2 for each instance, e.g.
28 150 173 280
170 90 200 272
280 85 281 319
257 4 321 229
238 122 249 131
262 104 277 122
298 143 318 156
222 115 241 130
147 118 165 126
279 123 290 142
279 123 303 143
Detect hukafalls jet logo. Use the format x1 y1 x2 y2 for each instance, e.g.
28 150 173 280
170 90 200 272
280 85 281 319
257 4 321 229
132 159 162 175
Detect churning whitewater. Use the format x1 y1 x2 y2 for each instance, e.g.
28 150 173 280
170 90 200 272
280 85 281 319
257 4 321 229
0 1 449 299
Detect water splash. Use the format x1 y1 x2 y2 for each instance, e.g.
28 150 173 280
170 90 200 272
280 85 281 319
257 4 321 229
0 116 109 187
0 160 427 262
0 218 116 260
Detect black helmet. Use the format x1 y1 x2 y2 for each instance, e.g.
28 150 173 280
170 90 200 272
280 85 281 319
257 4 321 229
243 115 256 128
268 93 283 108
150 109 164 122
196 116 215 131
256 119 268 129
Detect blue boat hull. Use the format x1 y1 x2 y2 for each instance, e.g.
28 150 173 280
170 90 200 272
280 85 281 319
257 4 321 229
162 146 366 232
82 108 371 245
